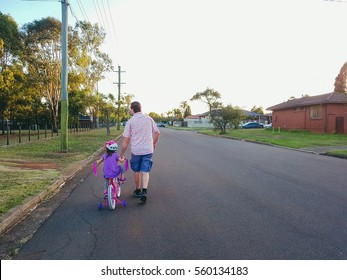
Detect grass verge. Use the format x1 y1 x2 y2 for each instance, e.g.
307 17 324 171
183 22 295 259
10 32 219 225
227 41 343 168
203 128 347 149
0 127 123 218
169 126 347 152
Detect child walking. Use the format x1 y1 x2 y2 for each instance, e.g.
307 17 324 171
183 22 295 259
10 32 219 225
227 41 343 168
95 140 126 197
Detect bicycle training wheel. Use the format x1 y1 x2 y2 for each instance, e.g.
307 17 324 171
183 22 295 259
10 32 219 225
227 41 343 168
107 184 116 210
117 185 121 198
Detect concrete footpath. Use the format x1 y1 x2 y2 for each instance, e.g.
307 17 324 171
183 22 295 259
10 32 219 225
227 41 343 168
298 145 347 156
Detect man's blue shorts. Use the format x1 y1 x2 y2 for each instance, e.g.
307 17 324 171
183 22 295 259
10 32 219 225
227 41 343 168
130 153 153 172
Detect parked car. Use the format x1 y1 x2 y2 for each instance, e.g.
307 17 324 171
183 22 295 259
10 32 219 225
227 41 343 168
241 122 264 129
156 122 165 127
264 123 272 129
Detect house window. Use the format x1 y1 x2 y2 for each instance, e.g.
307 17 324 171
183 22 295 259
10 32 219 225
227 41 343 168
310 106 322 119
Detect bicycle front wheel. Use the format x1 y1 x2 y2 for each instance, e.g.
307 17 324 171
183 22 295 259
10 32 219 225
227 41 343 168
108 184 116 210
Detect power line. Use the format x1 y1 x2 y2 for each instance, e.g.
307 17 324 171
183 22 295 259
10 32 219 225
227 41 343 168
68 3 79 23
76 0 90 22
69 0 122 95
101 0 111 34
107 0 119 52
21 0 59 2
93 0 107 30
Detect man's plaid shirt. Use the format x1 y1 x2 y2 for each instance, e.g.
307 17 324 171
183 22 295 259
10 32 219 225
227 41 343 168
123 112 160 155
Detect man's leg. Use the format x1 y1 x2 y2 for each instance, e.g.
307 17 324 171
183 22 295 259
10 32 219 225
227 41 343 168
134 172 140 189
139 154 153 204
141 172 149 189
131 154 142 197
139 172 150 203
132 171 142 197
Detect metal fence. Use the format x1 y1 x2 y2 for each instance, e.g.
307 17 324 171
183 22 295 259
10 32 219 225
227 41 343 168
0 123 93 146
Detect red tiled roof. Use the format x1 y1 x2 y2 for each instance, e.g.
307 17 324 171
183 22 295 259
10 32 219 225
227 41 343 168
267 92 347 111
185 115 200 119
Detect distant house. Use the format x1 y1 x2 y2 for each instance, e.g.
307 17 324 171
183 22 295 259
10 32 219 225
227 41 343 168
79 115 92 127
183 111 213 128
241 110 268 124
266 92 347 134
183 110 266 128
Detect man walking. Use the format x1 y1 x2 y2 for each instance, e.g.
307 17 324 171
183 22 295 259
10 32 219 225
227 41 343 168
120 101 160 204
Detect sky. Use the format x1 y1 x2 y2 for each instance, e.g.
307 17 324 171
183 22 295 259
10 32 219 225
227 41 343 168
1 0 347 115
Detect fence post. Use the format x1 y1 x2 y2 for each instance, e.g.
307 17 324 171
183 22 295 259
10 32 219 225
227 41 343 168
37 125 40 140
45 124 47 138
6 125 9 145
19 126 22 143
28 126 31 142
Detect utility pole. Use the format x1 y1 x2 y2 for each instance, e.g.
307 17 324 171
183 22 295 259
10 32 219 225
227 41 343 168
114 65 126 130
60 0 69 152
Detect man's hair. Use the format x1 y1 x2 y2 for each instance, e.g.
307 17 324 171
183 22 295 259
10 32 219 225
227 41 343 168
131 101 141 113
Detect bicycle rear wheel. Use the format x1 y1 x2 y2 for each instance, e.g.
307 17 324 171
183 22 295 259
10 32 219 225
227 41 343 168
107 184 116 210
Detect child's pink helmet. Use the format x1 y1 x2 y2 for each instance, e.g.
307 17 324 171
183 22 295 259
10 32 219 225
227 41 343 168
105 140 118 151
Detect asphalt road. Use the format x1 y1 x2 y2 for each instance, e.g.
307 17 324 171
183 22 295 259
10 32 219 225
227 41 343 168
11 128 347 259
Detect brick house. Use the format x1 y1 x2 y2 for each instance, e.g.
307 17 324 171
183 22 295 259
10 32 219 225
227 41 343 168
266 92 347 134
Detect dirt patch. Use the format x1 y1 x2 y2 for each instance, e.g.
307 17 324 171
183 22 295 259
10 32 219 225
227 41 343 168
1 160 59 170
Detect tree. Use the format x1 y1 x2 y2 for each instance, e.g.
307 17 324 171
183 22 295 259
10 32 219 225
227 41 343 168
180 101 191 118
68 89 88 128
92 93 117 135
173 108 183 121
123 93 134 121
165 110 174 124
190 87 222 113
251 106 264 115
148 112 161 122
69 21 113 93
100 95 116 136
22 17 62 133
210 105 245 134
70 21 113 127
0 12 22 70
334 62 347 93
0 13 25 132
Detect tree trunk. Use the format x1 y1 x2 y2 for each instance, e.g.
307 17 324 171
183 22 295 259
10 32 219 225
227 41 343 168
50 104 58 133
105 112 110 136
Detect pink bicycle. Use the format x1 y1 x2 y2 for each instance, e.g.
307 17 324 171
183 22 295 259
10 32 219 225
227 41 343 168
100 177 126 210
94 159 129 210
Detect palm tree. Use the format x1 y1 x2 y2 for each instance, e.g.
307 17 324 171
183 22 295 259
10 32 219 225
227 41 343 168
180 101 192 118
